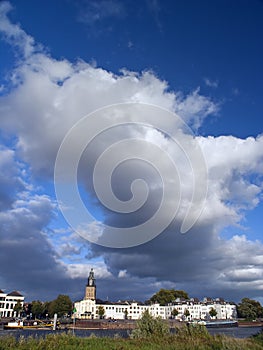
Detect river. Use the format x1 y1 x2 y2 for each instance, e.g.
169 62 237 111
0 326 262 339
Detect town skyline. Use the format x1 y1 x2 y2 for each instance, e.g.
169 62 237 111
1 269 261 322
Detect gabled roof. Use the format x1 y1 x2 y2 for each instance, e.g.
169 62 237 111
0 289 4 294
7 290 23 297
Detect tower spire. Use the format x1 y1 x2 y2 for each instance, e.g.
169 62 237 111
85 268 96 300
87 268 96 287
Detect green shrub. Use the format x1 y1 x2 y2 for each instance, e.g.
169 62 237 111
1 329 263 350
131 310 170 339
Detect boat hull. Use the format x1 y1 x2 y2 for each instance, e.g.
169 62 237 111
189 320 238 328
205 321 238 328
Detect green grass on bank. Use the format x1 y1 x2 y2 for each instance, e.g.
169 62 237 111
1 328 263 350
1 313 262 350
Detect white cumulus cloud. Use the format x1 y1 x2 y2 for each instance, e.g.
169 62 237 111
0 1 263 302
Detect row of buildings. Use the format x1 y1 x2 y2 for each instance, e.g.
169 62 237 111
74 269 237 321
0 289 24 318
0 269 237 321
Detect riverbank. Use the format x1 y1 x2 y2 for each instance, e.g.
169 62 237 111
67 319 261 330
0 325 261 340
69 319 184 330
2 318 261 332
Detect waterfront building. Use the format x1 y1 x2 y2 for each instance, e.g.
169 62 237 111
74 269 236 320
0 289 24 317
74 269 96 319
165 298 237 321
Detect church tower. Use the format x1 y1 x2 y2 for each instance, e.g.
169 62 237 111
85 268 96 300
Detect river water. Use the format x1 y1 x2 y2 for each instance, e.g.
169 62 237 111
0 326 262 339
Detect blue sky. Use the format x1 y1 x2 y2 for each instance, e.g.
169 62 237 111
2 0 262 139
0 0 263 303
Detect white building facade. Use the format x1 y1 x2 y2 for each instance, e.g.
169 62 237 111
74 299 236 321
74 270 237 321
0 290 24 318
165 299 237 321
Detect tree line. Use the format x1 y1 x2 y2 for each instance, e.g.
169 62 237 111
23 294 72 319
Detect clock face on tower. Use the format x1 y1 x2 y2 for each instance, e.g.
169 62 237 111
85 269 96 300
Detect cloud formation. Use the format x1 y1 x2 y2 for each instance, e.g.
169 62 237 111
0 191 70 300
0 1 263 302
204 78 219 88
0 1 35 57
0 147 25 210
77 0 126 25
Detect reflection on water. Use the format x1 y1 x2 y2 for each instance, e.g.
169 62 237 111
0 326 261 339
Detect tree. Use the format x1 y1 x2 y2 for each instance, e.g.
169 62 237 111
124 309 128 320
131 310 169 339
49 295 72 318
209 307 217 319
184 309 190 320
98 305 105 319
173 290 189 300
171 308 179 319
148 289 189 306
237 298 263 320
31 300 44 319
43 301 51 319
13 301 22 317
